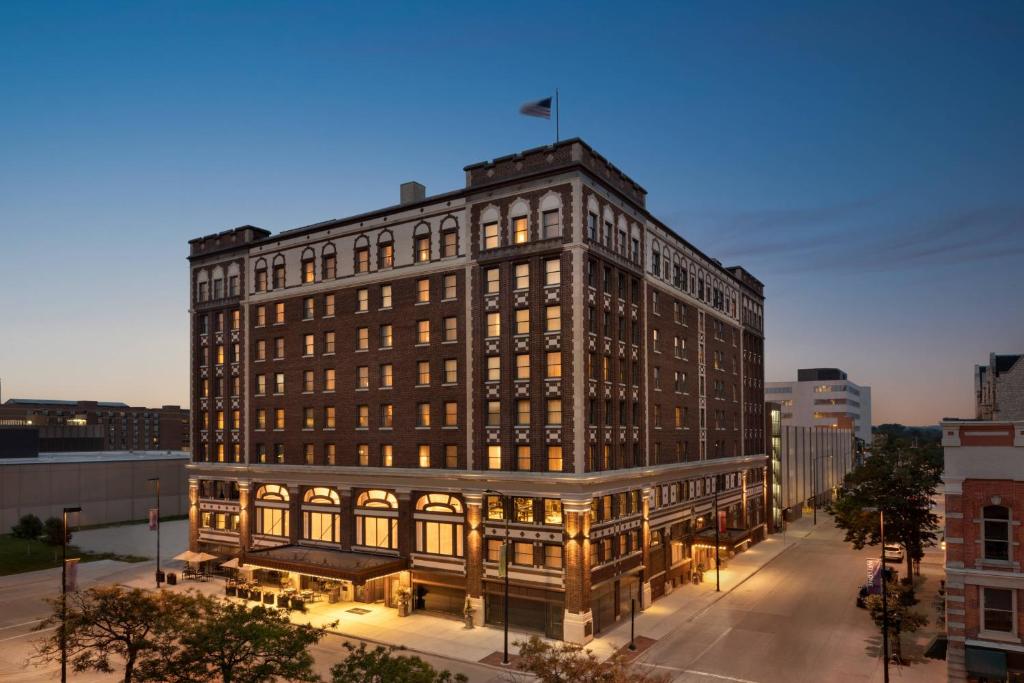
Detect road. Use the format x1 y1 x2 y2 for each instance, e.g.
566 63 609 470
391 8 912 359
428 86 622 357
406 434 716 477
632 518 945 683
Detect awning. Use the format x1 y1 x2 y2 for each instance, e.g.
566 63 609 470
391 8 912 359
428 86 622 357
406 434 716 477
966 646 1007 678
694 527 752 547
243 545 407 585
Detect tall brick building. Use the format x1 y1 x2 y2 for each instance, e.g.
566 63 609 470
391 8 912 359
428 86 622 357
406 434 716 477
943 420 1024 681
187 139 767 643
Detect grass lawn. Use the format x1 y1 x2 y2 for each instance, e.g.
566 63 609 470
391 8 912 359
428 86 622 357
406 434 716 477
0 534 148 576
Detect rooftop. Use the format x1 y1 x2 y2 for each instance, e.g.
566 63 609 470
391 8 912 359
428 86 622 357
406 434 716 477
5 398 129 408
0 450 191 465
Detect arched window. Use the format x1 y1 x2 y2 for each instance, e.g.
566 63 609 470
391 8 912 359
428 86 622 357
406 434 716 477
256 484 289 501
440 216 459 257
321 242 337 279
983 505 1010 561
354 490 398 549
304 487 340 505
300 247 316 284
413 222 431 263
195 269 210 302
377 230 394 269
414 493 464 557
254 484 289 537
253 258 268 293
353 235 370 273
302 487 340 544
271 254 286 289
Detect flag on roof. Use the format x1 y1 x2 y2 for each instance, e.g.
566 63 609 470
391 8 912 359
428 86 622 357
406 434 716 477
519 96 552 119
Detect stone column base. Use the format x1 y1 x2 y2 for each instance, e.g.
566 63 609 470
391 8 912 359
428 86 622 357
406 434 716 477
563 610 594 645
467 596 484 627
641 581 652 610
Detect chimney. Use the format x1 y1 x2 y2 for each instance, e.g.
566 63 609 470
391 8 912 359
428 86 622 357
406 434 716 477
400 181 426 205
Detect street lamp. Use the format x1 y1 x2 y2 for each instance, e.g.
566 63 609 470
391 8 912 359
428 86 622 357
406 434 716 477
61 506 81 683
148 477 161 588
714 487 721 592
865 506 890 683
628 582 637 651
484 488 511 665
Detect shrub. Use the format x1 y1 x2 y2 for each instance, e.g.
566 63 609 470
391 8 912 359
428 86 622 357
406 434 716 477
11 513 43 539
42 517 70 546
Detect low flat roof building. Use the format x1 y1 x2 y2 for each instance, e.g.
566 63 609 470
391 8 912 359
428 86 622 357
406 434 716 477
766 368 872 443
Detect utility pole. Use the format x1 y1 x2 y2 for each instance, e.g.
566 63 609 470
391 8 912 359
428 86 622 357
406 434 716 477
485 489 510 665
714 487 721 592
149 477 161 587
61 506 81 683
880 508 890 683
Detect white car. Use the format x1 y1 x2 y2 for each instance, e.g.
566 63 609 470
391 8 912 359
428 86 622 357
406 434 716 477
883 543 904 563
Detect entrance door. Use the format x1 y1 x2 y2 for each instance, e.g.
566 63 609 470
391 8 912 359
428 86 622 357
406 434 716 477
414 584 464 616
591 585 616 635
358 577 386 603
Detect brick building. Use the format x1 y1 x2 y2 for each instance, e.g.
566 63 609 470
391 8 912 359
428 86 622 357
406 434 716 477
976 353 1024 421
0 399 189 452
187 139 767 643
943 420 1024 681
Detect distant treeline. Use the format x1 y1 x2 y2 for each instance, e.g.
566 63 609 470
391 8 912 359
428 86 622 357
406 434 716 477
872 423 942 446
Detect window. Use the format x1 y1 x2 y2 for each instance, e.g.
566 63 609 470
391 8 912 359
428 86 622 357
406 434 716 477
255 269 267 292
417 361 430 386
380 284 392 309
418 444 431 467
380 404 394 428
547 446 563 472
444 401 458 426
303 407 315 429
357 366 369 389
514 263 529 290
415 235 430 262
517 445 531 470
357 327 368 351
545 305 561 332
983 587 1014 633
380 324 393 348
272 264 286 289
304 334 314 356
487 445 501 470
483 222 499 249
546 351 562 378
417 320 430 344
255 306 266 327
514 498 533 523
380 364 393 388
274 409 285 430
256 374 267 395
442 230 457 257
379 243 394 269
416 278 430 303
486 495 504 520
544 545 563 569
356 405 368 428
256 409 267 429
323 253 337 279
484 268 501 295
302 488 340 543
516 400 530 425
417 402 431 427
324 331 335 354
230 310 240 330
486 401 501 426
357 444 369 466
324 368 336 391
302 370 313 392
304 443 315 464
443 316 457 342
444 445 457 468
382 444 393 466
515 354 530 380
273 337 284 358
542 210 560 239
544 259 560 286
544 499 562 525
355 490 398 549
355 247 369 273
443 274 456 299
546 399 562 425
444 359 458 384
513 309 529 335
486 313 500 338
587 212 598 240
513 217 529 244
357 288 368 312
983 505 1010 561
486 356 500 382
514 542 533 566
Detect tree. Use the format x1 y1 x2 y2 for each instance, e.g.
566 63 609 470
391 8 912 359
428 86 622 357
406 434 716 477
510 636 670 683
828 445 941 579
11 513 43 539
41 516 70 546
33 586 193 683
162 592 329 683
330 641 467 683
865 579 928 663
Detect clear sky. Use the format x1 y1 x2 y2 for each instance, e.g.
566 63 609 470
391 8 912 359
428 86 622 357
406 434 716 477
1 1 1021 425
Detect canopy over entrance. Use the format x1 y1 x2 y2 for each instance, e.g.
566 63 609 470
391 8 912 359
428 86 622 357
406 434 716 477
243 545 407 585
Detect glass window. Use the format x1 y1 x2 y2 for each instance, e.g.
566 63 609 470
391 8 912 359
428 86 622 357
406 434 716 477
515 354 530 380
514 542 533 565
357 327 368 350
417 278 430 303
357 444 369 466
381 284 392 308
517 445 531 471
418 444 430 468
442 230 457 257
514 308 529 335
546 351 562 378
547 446 563 472
380 324 393 348
486 495 504 520
516 400 530 425
274 302 285 324
486 313 500 338
514 498 533 523
357 366 369 389
357 289 368 312
545 259 560 286
483 222 499 249
545 305 561 332
443 274 457 299
546 399 562 425
486 401 501 426
380 364 393 388
443 316 457 341
379 243 394 269
325 294 335 316
444 359 457 384
303 297 315 319
984 587 1014 633
487 445 501 470
417 402 430 427
514 263 529 290
324 331 335 354
417 360 430 385
984 505 1010 561
382 444 393 467
485 268 500 294
444 445 457 468
542 210 560 239
544 499 562 525
416 236 430 263
324 368 336 391
356 405 368 427
513 217 528 244
380 404 393 428
544 544 563 569
303 334 314 356
486 356 500 382
444 401 457 426
417 320 430 344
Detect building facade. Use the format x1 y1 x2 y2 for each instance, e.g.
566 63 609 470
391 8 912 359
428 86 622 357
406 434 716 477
186 139 767 643
765 368 872 443
976 354 1024 421
943 420 1024 682
0 399 189 452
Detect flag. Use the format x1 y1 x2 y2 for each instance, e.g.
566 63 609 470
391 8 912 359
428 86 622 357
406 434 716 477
65 558 80 592
498 543 508 578
519 96 552 119
149 508 158 531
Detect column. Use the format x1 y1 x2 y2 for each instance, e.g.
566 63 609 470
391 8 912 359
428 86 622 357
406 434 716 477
395 488 412 556
237 480 251 554
464 491 485 626
640 486 652 608
188 478 200 552
562 495 593 644
287 484 300 544
339 489 353 551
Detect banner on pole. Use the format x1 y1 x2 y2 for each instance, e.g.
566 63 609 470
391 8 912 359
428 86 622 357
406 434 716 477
498 543 508 578
866 558 881 593
718 510 727 533
65 558 80 592
149 508 158 531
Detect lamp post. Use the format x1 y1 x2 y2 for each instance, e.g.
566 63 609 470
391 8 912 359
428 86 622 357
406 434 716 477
61 506 81 683
148 477 161 588
628 582 637 650
714 487 721 592
484 489 510 665
865 506 890 683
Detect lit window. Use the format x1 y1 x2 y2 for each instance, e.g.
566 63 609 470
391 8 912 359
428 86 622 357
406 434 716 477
516 400 530 425
417 361 430 386
381 444 393 467
444 401 458 426
515 354 530 380
545 258 560 286
544 544 563 569
357 444 369 466
415 236 430 263
302 370 314 392
255 375 266 395
255 409 266 429
514 263 530 290
324 331 335 354
379 243 394 269
357 366 368 389
514 498 533 523
357 289 368 312
517 445 531 471
303 407 315 429
302 259 315 283
417 320 430 344
487 445 501 470
486 356 500 382
417 278 430 303
542 210 560 239
444 359 457 384
483 222 499 249
255 306 266 327
443 274 456 299
303 297 315 319
324 294 335 316
443 317 457 342
274 409 285 430
380 324 393 348
547 446 563 472
324 406 336 429
380 364 393 388
417 403 431 427
273 338 284 359
323 253 337 279
355 247 369 273
418 444 431 467
356 405 368 428
546 399 562 425
515 309 529 334
545 305 561 332
275 302 285 324
546 351 562 378
381 284 392 309
445 445 457 468
274 373 285 393
513 217 528 244
324 368 336 391
357 327 368 350
486 401 501 426
544 498 562 524
304 334 314 356
380 404 393 428
442 230 457 257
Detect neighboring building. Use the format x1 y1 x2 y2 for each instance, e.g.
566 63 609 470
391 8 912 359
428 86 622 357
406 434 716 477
765 401 782 532
774 421 855 524
765 368 872 443
942 420 1024 682
0 399 189 452
0 450 189 530
187 138 767 644
975 353 1024 421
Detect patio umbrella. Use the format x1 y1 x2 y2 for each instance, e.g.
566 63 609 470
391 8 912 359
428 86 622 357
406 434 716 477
173 550 201 562
193 552 218 563
220 557 241 569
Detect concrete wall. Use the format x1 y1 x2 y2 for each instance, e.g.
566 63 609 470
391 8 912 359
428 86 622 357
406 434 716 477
0 455 189 531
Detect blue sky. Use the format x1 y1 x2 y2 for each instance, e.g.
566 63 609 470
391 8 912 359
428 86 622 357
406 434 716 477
0 1 1021 424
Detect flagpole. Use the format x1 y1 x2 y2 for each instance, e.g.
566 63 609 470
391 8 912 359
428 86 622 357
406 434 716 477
555 88 560 143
